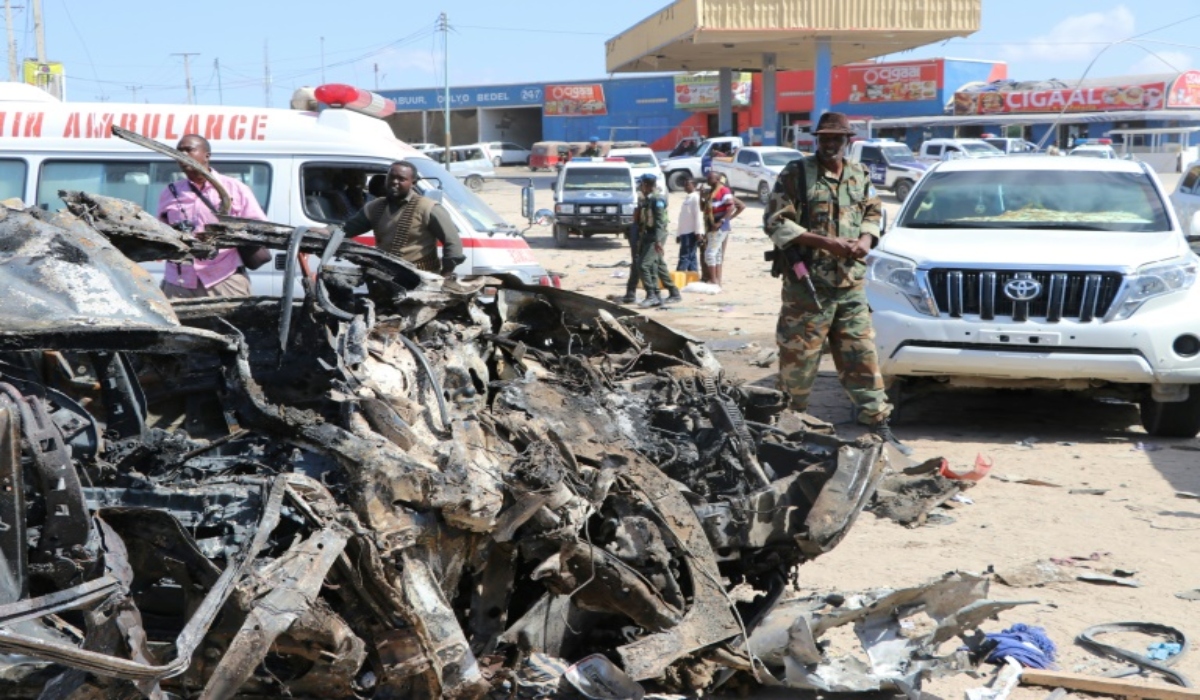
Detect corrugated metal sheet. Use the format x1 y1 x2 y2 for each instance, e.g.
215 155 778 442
607 0 982 73
698 0 980 33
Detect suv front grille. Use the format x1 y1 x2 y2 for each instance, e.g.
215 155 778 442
928 269 1123 322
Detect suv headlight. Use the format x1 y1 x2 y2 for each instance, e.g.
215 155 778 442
1109 258 1198 320
867 253 937 316
621 204 635 215
555 203 575 215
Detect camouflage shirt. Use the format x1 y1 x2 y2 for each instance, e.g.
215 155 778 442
636 192 670 245
764 155 882 288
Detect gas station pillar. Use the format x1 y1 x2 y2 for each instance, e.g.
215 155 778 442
762 52 777 146
813 36 832 120
718 67 733 136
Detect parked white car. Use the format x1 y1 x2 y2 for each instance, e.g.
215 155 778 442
426 145 495 191
485 141 532 166
867 156 1200 436
712 146 804 203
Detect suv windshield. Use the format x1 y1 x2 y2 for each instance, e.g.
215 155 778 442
901 169 1170 232
762 150 803 166
563 168 632 191
411 158 510 232
617 154 657 167
881 145 918 162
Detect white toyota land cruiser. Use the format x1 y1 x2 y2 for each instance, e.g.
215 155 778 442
866 157 1200 436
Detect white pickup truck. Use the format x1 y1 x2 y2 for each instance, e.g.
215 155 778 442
711 146 805 203
916 138 1005 164
660 136 744 191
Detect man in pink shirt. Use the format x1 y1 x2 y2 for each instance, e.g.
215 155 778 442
157 134 267 298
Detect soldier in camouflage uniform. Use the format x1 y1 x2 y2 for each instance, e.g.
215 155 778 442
763 112 910 455
634 173 682 308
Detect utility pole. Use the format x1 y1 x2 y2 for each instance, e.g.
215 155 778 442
320 36 325 84
125 85 139 102
5 1 19 81
171 53 199 104
263 40 271 107
373 62 379 91
440 12 450 152
31 0 42 62
214 57 223 105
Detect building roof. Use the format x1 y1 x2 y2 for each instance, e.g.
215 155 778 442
605 0 982 73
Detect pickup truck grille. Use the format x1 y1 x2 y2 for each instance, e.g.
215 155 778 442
928 269 1123 322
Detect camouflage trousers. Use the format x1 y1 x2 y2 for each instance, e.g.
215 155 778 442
636 231 678 296
776 278 891 424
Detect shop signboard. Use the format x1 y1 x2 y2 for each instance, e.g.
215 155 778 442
673 72 752 109
953 80 1169 115
837 61 941 104
1168 71 1200 108
544 84 607 117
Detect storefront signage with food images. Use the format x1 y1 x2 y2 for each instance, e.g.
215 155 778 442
953 81 1168 115
673 72 752 109
544 84 607 117
1168 71 1200 108
838 61 941 104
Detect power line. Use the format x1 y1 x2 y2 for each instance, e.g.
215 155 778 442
455 23 612 36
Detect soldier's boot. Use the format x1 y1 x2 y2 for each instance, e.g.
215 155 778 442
868 419 913 457
639 293 663 308
665 290 682 304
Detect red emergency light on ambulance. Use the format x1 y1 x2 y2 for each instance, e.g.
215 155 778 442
0 81 559 294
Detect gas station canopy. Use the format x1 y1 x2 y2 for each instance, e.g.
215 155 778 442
606 0 982 73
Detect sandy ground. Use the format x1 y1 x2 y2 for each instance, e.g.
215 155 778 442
478 168 1200 698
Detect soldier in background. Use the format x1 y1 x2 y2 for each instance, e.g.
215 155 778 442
633 173 682 308
763 112 911 455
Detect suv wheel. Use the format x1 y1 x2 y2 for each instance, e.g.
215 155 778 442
492 156 502 168
465 175 484 191
758 181 771 204
1140 387 1200 437
667 171 689 192
553 224 570 247
894 179 913 203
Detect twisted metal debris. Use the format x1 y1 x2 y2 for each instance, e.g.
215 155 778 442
0 192 1017 699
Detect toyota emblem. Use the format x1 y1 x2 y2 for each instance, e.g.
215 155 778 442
1003 277 1043 301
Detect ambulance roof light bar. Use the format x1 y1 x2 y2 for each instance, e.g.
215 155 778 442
313 84 397 119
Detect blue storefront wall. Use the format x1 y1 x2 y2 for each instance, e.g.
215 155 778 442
539 75 709 148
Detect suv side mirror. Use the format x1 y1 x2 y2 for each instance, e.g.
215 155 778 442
521 185 535 219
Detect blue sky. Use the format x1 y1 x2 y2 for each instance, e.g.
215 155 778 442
12 1 1200 106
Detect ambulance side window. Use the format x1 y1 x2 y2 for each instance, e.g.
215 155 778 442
0 160 27 203
37 160 271 214
301 164 387 224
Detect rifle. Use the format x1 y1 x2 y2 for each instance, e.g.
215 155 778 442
763 157 821 309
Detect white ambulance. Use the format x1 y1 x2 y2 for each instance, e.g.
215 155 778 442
0 82 556 294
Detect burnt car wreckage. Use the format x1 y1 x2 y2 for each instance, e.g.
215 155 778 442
0 162 1022 698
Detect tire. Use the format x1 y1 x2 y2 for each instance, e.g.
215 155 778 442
492 156 502 168
465 175 484 191
894 179 913 203
757 180 771 205
667 170 690 193
1140 386 1200 437
553 224 570 247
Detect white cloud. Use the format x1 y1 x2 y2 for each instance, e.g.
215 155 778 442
1001 6 1134 63
1127 50 1192 75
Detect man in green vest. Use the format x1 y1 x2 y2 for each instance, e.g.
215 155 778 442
764 112 910 455
343 161 464 275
